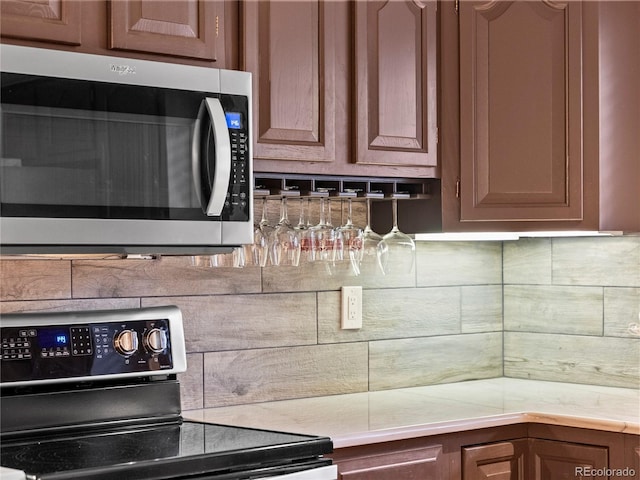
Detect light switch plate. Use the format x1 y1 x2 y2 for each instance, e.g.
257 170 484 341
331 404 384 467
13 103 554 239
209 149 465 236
341 286 362 329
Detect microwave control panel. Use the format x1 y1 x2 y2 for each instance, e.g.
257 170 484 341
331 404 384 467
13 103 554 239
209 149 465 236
221 94 251 223
0 306 186 386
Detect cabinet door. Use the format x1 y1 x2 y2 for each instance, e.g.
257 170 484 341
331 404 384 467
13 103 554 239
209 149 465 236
109 0 222 61
0 0 81 45
530 438 608 480
463 439 528 480
336 444 445 480
459 1 585 222
243 0 336 163
353 0 437 168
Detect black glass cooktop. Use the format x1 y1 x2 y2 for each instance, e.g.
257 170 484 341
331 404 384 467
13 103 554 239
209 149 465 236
0 420 333 480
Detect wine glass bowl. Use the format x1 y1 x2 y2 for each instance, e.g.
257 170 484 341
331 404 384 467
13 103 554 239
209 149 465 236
309 196 335 263
377 198 415 275
271 196 301 267
359 197 385 277
333 196 364 276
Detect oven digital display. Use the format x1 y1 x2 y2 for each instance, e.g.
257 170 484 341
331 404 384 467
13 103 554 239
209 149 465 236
39 328 70 349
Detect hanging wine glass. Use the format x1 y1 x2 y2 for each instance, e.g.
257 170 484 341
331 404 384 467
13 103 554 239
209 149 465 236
271 196 301 266
309 196 335 263
333 196 364 276
255 197 275 267
294 197 313 264
377 198 415 275
360 197 384 276
243 196 267 267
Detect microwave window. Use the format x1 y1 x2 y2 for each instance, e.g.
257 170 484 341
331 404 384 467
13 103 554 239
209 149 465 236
2 105 197 211
0 74 216 220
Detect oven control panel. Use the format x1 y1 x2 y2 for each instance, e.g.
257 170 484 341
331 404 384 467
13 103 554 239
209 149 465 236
0 305 187 387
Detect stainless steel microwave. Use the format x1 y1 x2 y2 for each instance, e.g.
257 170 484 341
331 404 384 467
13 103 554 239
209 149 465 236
0 45 252 255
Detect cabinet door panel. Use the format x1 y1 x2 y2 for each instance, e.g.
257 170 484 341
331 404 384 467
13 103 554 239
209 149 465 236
109 0 221 61
463 440 527 480
354 0 437 167
460 1 583 222
1 0 81 45
530 438 608 480
337 445 445 480
244 0 335 163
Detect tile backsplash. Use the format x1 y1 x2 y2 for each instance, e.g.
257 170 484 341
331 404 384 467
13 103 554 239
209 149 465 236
1 236 638 410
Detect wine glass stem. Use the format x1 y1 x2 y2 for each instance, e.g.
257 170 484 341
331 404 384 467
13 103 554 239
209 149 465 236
318 197 326 225
391 198 399 232
279 197 288 224
298 198 305 226
260 197 269 225
366 198 372 230
346 198 353 226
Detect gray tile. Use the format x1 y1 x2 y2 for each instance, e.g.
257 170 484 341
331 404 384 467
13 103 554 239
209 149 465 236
72 256 262 298
318 287 461 343
504 332 640 389
504 285 603 335
369 333 503 390
0 298 139 314
142 293 317 353
262 261 414 293
604 287 640 338
1 260 71 301
180 353 204 411
503 238 552 285
416 242 502 286
461 285 503 333
552 237 640 287
204 343 368 407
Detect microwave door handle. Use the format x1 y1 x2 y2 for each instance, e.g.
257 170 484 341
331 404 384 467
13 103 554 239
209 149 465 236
203 98 231 216
192 106 204 210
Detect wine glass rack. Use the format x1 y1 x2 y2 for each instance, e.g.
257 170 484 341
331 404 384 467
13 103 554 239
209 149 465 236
253 173 435 200
253 174 442 234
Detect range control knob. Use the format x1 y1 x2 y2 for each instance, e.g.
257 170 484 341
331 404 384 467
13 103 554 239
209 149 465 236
144 328 167 354
114 329 139 356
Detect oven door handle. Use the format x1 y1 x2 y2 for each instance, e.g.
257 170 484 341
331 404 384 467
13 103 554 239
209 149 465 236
192 97 232 217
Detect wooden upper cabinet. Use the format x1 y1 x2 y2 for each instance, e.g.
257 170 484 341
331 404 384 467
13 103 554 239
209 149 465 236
459 1 585 223
598 1 640 233
354 0 437 168
0 0 82 45
109 0 222 61
242 0 336 163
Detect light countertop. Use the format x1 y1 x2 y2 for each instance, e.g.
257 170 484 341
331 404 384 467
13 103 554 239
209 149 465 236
183 378 640 449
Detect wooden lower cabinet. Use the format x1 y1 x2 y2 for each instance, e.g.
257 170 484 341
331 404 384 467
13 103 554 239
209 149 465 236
463 439 528 480
529 438 608 480
330 425 638 480
334 444 446 480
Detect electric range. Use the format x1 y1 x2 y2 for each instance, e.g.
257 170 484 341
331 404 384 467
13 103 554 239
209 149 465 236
0 306 336 480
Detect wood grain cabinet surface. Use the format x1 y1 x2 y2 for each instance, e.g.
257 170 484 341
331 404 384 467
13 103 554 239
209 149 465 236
0 0 231 67
463 439 528 480
0 0 82 46
441 0 640 232
458 0 586 224
245 0 438 179
353 0 438 169
331 425 638 480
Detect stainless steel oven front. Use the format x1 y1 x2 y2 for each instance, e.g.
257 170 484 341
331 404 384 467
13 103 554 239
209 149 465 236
0 45 252 255
0 306 336 480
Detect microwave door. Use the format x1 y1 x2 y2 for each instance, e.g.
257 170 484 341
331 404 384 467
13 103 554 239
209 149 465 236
193 98 231 217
